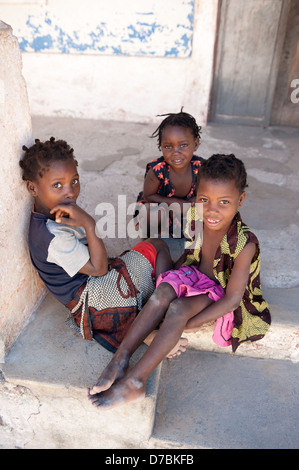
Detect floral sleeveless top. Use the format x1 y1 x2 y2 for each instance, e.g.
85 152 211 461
136 155 204 202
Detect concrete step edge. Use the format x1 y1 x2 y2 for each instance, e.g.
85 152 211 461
183 321 299 362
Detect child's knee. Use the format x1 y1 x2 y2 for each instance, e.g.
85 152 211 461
150 282 175 307
165 298 185 321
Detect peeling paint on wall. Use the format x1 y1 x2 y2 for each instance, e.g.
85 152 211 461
13 0 194 57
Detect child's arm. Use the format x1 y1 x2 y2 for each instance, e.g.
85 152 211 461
184 242 256 332
50 203 108 277
143 168 187 207
174 251 187 269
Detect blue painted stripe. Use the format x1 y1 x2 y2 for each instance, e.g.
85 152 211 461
16 2 194 57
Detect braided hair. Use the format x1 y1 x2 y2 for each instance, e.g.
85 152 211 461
151 108 201 150
19 137 78 181
198 154 248 194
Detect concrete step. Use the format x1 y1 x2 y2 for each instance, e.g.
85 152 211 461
151 349 299 449
1 282 298 449
183 285 299 363
0 293 161 449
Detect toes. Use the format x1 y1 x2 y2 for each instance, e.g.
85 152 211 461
88 391 105 407
166 340 187 359
167 351 180 359
89 379 110 395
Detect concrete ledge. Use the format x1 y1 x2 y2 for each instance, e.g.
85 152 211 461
153 350 299 449
1 281 298 448
184 286 299 363
1 293 161 448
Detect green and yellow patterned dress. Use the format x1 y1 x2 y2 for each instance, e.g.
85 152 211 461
184 208 271 352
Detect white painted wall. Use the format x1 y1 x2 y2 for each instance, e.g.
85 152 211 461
0 21 45 360
0 0 218 123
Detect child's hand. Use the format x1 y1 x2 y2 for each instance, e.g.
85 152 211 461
50 203 95 229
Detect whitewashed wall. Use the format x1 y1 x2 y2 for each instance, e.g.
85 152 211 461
0 0 218 123
0 21 45 360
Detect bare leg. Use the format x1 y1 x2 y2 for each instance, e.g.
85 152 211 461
89 282 177 394
89 239 173 394
88 294 214 408
144 329 188 358
142 237 188 358
145 237 173 278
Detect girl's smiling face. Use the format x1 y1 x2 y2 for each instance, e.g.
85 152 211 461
196 177 246 232
27 159 80 217
160 125 199 171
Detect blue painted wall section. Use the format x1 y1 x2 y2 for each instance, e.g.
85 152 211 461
16 1 194 57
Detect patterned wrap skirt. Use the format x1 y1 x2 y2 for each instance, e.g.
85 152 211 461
66 250 155 353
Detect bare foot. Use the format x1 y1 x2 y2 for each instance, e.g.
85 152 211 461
166 337 188 359
89 351 130 395
88 377 146 409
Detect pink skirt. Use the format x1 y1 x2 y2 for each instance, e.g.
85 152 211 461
156 265 234 347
